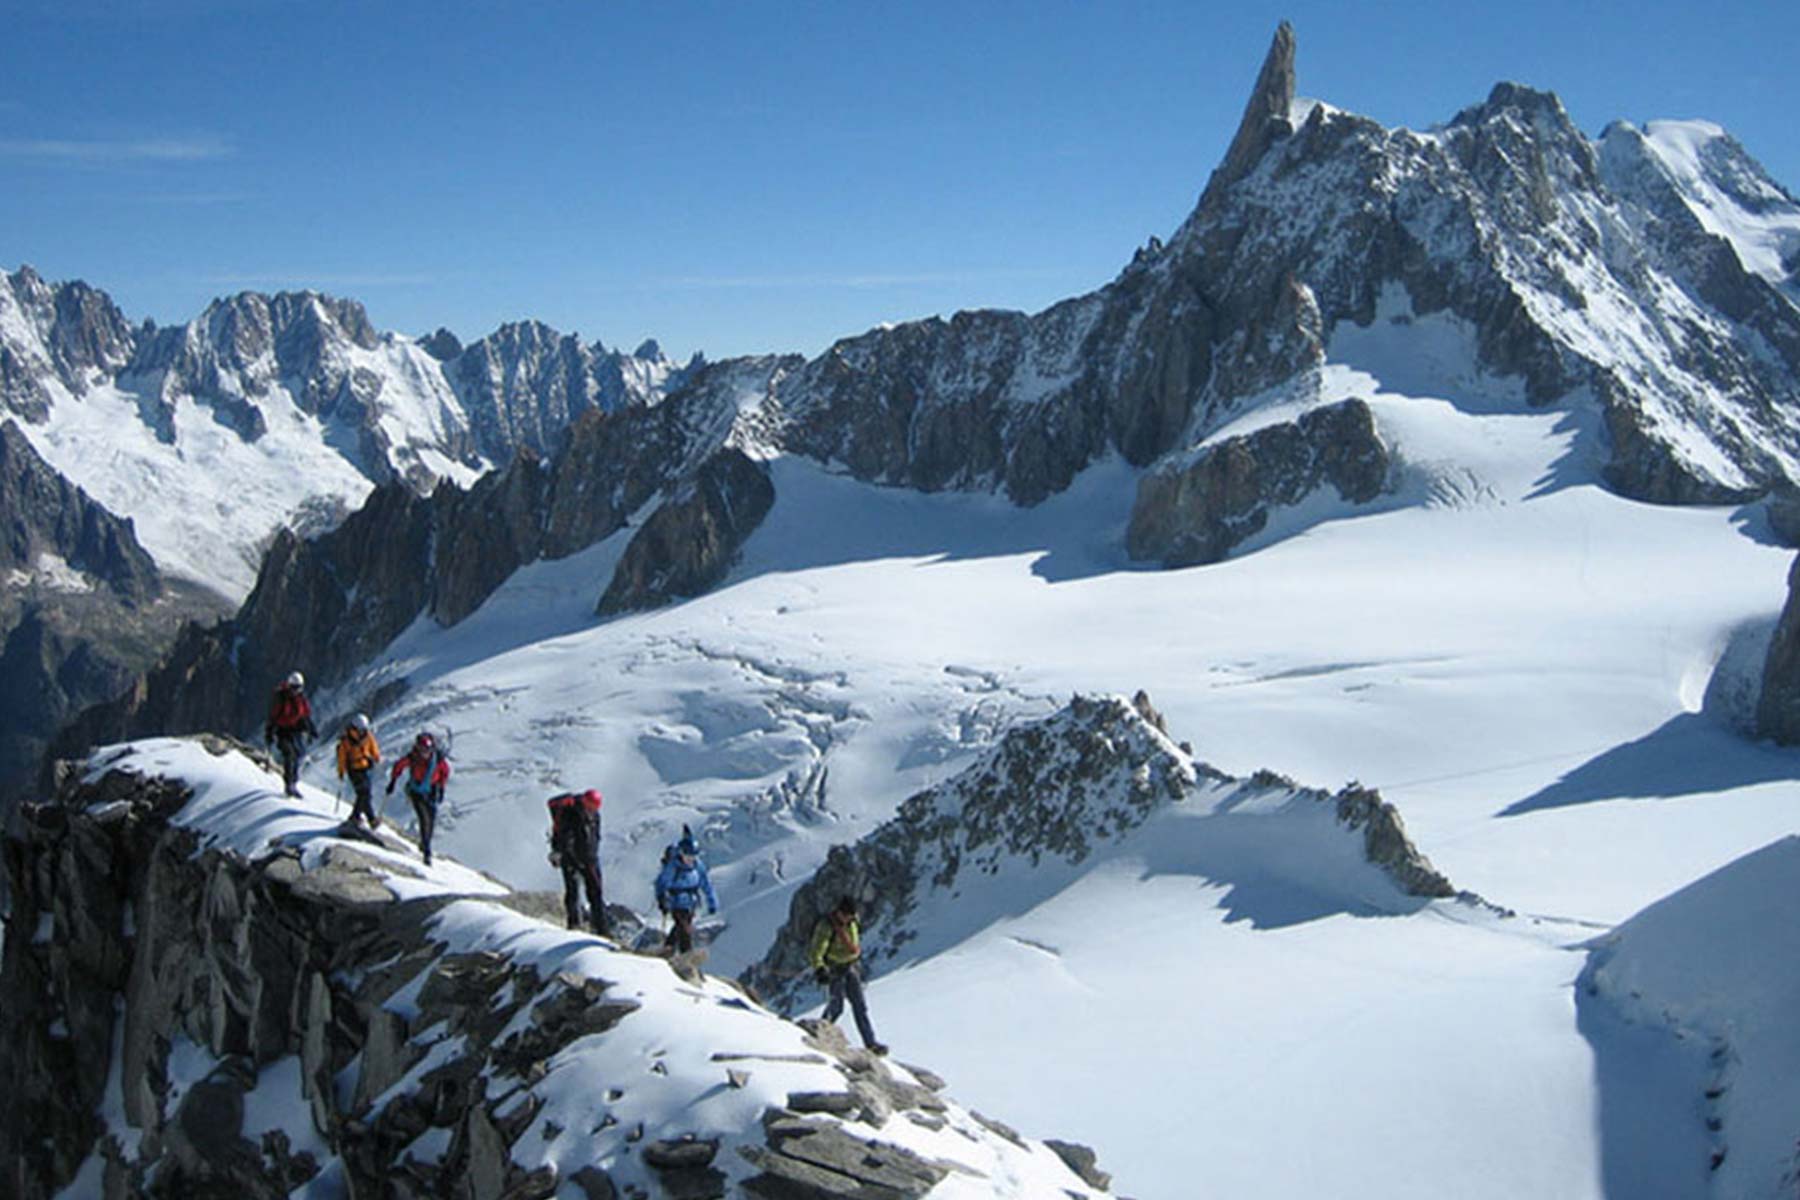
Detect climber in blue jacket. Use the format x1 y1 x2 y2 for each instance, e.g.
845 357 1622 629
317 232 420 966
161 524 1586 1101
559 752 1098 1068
653 826 717 955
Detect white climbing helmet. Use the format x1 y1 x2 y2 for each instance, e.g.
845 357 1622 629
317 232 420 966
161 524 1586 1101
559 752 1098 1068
350 713 370 732
285 671 305 690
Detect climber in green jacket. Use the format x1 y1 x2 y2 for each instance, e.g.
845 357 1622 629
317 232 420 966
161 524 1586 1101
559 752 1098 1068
808 895 886 1055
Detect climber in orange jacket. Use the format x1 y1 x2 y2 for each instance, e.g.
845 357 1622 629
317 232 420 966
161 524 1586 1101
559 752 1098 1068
335 714 382 828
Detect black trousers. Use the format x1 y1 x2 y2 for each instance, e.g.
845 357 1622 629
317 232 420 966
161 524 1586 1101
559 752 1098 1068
561 855 607 934
347 768 375 824
823 963 880 1049
408 787 438 862
276 731 305 794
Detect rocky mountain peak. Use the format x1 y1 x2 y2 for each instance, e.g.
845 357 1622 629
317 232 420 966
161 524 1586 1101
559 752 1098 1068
1 266 138 419
416 326 463 361
1454 80 1577 130
1204 20 1297 203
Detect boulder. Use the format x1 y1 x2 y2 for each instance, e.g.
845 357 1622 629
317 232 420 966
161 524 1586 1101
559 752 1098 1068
1126 397 1390 566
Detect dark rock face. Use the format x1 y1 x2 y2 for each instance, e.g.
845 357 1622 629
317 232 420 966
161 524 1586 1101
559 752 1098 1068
0 740 1112 1200
418 327 464 361
598 448 775 615
1126 397 1390 566
742 692 1457 1010
0 422 213 806
1 420 161 604
1755 555 1800 743
1204 21 1297 204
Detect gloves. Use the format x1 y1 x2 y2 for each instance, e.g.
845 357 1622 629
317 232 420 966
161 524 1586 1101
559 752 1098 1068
547 850 562 868
814 967 831 986
708 903 718 915
657 902 669 916
385 781 395 796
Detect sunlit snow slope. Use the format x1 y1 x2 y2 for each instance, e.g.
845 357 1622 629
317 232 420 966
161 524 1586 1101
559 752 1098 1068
295 310 1800 1199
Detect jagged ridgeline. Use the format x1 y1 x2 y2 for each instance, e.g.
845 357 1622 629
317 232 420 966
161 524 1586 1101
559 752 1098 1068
742 693 1459 1011
31 20 1800 777
0 735 1117 1199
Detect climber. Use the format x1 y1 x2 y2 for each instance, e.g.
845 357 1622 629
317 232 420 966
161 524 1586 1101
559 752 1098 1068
386 732 450 865
334 713 382 829
809 895 886 1055
653 826 717 955
547 789 609 936
263 670 318 798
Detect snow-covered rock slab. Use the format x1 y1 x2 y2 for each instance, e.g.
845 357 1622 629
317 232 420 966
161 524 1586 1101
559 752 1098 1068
0 735 1114 1199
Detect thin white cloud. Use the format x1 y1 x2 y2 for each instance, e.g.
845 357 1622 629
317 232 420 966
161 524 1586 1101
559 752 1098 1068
0 135 233 163
658 268 1069 291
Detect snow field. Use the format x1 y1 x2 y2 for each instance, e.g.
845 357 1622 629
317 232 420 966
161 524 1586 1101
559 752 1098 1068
276 314 1800 1198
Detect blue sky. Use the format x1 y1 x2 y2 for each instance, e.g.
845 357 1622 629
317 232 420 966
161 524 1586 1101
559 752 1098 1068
3 0 1795 361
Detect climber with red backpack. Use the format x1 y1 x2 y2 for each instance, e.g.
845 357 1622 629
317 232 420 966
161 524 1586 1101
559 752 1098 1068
386 732 450 864
547 789 609 936
264 671 318 798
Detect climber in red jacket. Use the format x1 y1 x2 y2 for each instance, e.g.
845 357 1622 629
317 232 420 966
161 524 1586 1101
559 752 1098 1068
263 671 317 798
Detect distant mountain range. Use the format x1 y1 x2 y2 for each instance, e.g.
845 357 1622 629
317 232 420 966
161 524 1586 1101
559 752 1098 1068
0 266 698 597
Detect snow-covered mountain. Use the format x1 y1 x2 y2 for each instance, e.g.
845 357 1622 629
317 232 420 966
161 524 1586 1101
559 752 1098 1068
18 21 1800 1200
0 265 696 600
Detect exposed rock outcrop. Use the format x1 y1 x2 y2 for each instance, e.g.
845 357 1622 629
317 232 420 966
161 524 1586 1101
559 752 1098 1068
1203 21 1297 205
0 422 224 806
598 448 775 615
1754 554 1800 743
1 737 1116 1200
1126 397 1391 566
743 692 1458 1009
1 419 161 605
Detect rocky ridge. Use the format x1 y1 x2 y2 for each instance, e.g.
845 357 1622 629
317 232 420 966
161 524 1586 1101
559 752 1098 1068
743 691 1459 1010
0 735 1115 1200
